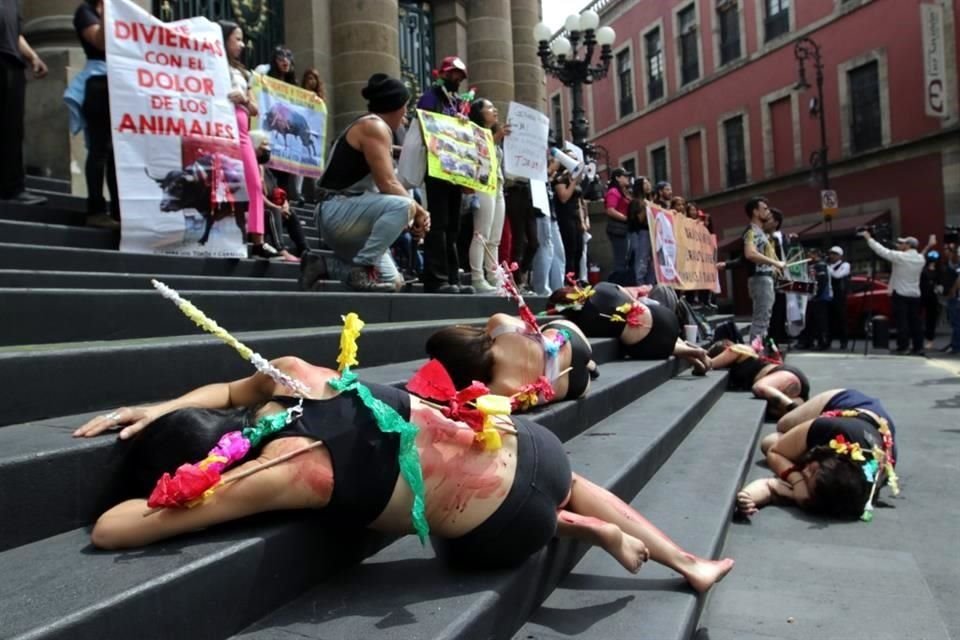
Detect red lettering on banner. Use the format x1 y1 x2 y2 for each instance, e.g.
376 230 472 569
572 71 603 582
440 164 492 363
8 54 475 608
137 68 215 96
117 113 236 141
114 20 224 57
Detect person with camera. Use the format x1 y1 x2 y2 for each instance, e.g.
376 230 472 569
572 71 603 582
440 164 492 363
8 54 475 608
859 230 925 355
743 197 786 341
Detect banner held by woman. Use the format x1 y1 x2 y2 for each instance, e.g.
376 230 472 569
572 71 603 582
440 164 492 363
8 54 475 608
251 74 327 178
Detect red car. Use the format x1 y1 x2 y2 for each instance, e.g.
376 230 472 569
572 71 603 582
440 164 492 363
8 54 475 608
846 275 892 336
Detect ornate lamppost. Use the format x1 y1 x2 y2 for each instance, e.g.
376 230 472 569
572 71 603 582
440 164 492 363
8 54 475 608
533 10 616 150
794 37 831 201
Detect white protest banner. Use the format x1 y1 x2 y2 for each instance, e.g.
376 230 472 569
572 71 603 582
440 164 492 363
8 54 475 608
107 0 247 257
530 179 551 216
504 101 549 181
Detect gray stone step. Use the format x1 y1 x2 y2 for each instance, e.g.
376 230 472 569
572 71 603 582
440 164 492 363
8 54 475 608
0 318 488 427
0 341 625 551
231 372 729 640
0 218 118 250
0 242 301 278
25 176 72 193
0 288 535 346
0 200 87 226
0 269 302 292
0 359 671 639
517 392 766 640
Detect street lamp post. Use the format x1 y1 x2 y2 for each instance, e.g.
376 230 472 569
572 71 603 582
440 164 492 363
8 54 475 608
533 11 616 150
794 37 831 214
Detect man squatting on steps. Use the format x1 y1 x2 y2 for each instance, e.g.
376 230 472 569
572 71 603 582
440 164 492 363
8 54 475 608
315 74 431 292
742 196 786 340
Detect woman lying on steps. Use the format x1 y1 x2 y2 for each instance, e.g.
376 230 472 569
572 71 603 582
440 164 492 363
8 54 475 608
74 356 732 592
426 312 598 410
736 388 898 520
705 339 810 419
547 282 711 372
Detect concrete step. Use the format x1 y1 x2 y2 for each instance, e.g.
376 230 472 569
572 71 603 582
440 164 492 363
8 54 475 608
25 176 72 193
0 341 626 551
0 218 119 250
0 318 496 427
0 288 535 346
0 200 87 226
518 392 767 640
0 360 673 639
0 242 301 278
231 372 728 640
0 269 302 292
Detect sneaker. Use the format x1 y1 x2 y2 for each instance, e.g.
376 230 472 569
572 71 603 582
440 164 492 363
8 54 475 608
250 242 280 259
458 284 476 294
85 213 121 230
346 265 397 292
3 191 47 206
472 278 497 293
892 348 910 356
910 349 926 357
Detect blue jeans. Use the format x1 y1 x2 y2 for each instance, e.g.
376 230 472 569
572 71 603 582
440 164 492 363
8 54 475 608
948 297 960 349
626 229 654 285
532 215 566 295
318 192 412 283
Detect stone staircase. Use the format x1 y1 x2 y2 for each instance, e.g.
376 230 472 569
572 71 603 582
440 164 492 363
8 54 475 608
0 184 769 640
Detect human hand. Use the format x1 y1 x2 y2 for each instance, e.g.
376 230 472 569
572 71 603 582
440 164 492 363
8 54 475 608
31 56 48 79
227 89 246 105
858 230 872 240
928 234 937 247
281 201 291 218
73 406 160 440
411 204 430 238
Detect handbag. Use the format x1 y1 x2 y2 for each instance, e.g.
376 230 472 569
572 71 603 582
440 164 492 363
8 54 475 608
398 119 426 188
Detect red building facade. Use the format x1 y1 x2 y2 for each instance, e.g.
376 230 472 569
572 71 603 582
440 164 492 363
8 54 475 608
547 0 960 290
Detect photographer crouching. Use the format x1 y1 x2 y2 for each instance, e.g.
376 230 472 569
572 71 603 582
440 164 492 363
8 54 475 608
859 228 925 355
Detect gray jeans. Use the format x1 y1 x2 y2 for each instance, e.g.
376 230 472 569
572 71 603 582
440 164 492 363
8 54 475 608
318 192 412 283
748 274 776 340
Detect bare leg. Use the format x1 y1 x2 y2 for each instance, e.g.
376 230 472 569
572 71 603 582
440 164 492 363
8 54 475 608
759 432 782 455
556 510 650 574
777 388 843 433
565 474 734 592
753 370 803 416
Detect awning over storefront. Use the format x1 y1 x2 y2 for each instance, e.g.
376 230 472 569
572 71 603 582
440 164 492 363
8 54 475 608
718 210 891 254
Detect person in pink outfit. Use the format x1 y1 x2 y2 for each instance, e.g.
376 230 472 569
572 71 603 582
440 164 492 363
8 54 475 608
220 21 277 259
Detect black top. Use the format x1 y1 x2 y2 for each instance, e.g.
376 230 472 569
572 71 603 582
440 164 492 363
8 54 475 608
552 179 580 223
0 0 23 67
271 382 412 527
74 4 105 61
318 118 373 191
727 356 768 391
807 416 882 452
627 199 648 231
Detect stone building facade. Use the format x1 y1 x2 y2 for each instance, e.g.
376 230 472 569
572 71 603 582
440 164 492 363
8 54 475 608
21 0 546 195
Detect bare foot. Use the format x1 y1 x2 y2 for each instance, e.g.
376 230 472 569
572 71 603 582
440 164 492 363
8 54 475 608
683 556 735 593
599 523 650 574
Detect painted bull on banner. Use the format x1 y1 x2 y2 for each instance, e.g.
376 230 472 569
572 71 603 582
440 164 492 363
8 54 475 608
147 153 247 245
264 104 320 157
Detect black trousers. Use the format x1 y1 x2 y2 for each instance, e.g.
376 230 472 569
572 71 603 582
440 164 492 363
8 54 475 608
506 183 538 274
0 57 26 198
892 292 924 351
923 296 940 342
769 291 789 344
556 210 582 277
829 296 848 345
423 176 463 286
804 299 831 348
82 75 120 218
266 207 309 256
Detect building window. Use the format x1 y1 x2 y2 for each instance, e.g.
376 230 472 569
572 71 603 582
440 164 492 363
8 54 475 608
677 5 699 85
551 94 563 143
650 146 668 185
849 60 882 152
724 115 747 187
616 49 635 118
764 0 789 42
717 1 741 65
645 28 664 103
622 158 637 178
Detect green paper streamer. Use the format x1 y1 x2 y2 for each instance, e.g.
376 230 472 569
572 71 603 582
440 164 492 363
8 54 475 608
329 368 430 544
241 410 294 448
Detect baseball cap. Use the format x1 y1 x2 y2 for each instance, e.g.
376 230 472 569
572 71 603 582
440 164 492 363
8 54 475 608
896 236 919 248
440 56 467 75
828 246 843 256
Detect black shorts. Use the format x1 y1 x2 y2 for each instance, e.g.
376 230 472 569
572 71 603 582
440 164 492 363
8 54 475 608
437 417 572 569
770 364 810 400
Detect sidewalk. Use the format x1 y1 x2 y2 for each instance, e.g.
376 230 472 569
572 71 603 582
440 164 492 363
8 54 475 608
701 352 960 640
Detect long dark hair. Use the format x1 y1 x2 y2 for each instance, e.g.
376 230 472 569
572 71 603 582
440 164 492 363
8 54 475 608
218 20 246 70
268 46 297 84
468 98 501 136
123 407 258 497
425 326 496 390
301 68 325 100
799 446 872 520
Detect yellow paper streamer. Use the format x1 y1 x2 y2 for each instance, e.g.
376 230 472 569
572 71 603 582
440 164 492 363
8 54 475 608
475 394 512 451
337 313 365 372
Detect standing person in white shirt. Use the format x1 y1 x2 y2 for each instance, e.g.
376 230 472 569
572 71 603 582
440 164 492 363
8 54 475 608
827 246 851 349
859 231 926 355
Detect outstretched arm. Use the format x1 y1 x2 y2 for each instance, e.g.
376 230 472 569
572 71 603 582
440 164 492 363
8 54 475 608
73 356 306 439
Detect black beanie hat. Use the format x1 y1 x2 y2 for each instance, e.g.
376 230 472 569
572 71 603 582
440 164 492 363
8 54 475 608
362 74 410 114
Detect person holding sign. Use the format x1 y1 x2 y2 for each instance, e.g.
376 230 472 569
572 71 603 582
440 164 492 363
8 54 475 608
315 74 430 292
467 98 511 292
219 21 276 259
418 56 472 294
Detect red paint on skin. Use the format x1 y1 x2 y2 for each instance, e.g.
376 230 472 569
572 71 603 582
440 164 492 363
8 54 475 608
558 511 608 529
268 438 334 502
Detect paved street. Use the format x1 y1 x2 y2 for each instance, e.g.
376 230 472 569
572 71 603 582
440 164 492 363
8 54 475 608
701 351 960 640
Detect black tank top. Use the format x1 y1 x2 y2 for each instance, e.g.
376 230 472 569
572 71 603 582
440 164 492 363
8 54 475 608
271 381 411 527
318 116 378 191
